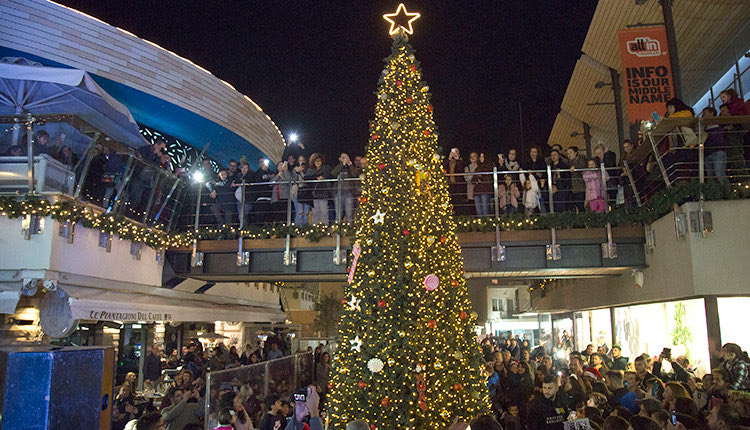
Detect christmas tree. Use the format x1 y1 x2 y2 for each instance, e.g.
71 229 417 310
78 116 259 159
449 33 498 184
327 6 490 429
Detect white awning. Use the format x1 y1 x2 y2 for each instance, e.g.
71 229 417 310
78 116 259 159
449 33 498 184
60 285 286 323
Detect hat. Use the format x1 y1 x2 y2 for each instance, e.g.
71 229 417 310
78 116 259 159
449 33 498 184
583 367 603 380
620 391 640 414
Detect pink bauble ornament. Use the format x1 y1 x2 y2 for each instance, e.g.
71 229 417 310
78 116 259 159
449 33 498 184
424 274 439 291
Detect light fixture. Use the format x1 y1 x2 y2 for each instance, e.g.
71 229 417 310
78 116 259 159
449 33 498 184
594 80 611 89
635 0 648 5
191 171 204 184
289 133 298 143
570 131 582 138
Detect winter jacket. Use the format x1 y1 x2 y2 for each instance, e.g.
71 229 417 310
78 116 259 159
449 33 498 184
583 170 607 203
253 168 276 200
568 155 587 194
521 174 541 209
726 96 749 116
498 182 520 208
272 168 295 202
444 158 465 184
303 165 333 200
161 397 205 430
527 394 570 430
703 124 726 156
331 163 358 194
465 161 493 195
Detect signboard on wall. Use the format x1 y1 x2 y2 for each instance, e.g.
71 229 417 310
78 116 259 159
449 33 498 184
618 26 674 125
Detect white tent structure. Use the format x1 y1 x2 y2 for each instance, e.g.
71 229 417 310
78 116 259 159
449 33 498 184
0 59 146 149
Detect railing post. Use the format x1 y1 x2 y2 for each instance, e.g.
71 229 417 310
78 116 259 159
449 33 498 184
697 117 707 238
491 167 505 261
110 155 135 214
263 361 270 399
191 181 204 267
647 130 672 188
601 163 617 259
26 114 35 194
73 132 100 199
204 371 212 430
623 161 642 207
546 165 560 260
237 180 249 266
333 177 344 264
284 179 296 266
140 171 161 224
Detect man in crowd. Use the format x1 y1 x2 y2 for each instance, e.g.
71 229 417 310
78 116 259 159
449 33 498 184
634 353 659 390
144 344 163 388
605 370 629 410
267 342 284 360
161 387 204 430
527 375 570 430
567 146 587 212
611 344 628 371
207 169 235 226
259 394 285 430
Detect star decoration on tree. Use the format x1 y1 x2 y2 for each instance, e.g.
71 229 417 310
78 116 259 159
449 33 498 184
371 209 386 224
383 3 421 36
350 335 363 352
346 295 361 311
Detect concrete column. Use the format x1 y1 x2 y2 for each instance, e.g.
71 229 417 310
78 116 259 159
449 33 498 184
610 307 617 347
704 296 722 370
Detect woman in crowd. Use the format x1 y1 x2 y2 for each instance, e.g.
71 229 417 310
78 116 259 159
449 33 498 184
708 367 732 408
470 153 494 217
722 342 750 391
293 155 311 225
304 153 332 225
113 382 138 430
497 174 520 215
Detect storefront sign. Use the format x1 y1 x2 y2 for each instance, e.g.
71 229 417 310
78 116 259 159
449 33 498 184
87 310 173 322
617 26 674 124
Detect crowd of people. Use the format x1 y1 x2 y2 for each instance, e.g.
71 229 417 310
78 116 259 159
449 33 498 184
2 91 747 229
113 333 298 430
472 332 750 430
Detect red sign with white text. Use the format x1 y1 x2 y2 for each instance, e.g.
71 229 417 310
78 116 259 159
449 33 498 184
618 26 674 125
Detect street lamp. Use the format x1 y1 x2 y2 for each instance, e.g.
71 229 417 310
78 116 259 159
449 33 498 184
288 133 298 143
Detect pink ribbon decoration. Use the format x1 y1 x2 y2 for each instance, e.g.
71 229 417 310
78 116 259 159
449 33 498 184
347 243 362 283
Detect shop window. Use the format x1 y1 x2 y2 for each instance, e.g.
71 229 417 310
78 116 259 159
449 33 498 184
492 298 504 312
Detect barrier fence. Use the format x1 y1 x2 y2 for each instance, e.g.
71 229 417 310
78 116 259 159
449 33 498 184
204 352 314 429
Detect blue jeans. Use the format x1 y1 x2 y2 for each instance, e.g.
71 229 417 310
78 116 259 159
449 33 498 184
293 196 311 225
706 151 727 182
335 191 354 223
474 194 491 217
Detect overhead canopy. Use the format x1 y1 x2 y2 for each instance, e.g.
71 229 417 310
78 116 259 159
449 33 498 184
548 0 750 153
60 285 286 324
0 61 147 148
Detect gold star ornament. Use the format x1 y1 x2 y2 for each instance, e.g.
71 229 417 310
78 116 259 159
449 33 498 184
383 3 421 36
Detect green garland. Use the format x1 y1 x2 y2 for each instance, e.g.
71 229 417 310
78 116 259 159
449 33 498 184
0 181 745 248
0 196 179 249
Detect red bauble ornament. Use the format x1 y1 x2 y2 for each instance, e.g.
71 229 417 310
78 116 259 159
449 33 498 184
427 320 437 329
454 383 463 391
378 163 385 170
423 130 431 136
377 299 386 308
358 380 367 389
396 80 402 87
461 269 466 275
381 397 390 407
440 235 447 244
403 229 410 235
372 134 379 141
410 64 417 71
359 196 367 204
427 105 434 112
451 280 459 287
406 97 413 104
460 311 467 319
328 382 334 390
341 298 348 305
369 123 374 129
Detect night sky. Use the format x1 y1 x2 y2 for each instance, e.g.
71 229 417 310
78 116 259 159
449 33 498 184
57 1 597 164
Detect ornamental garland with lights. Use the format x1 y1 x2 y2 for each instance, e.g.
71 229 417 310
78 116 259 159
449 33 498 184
325 30 490 429
0 196 187 249
0 181 743 250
